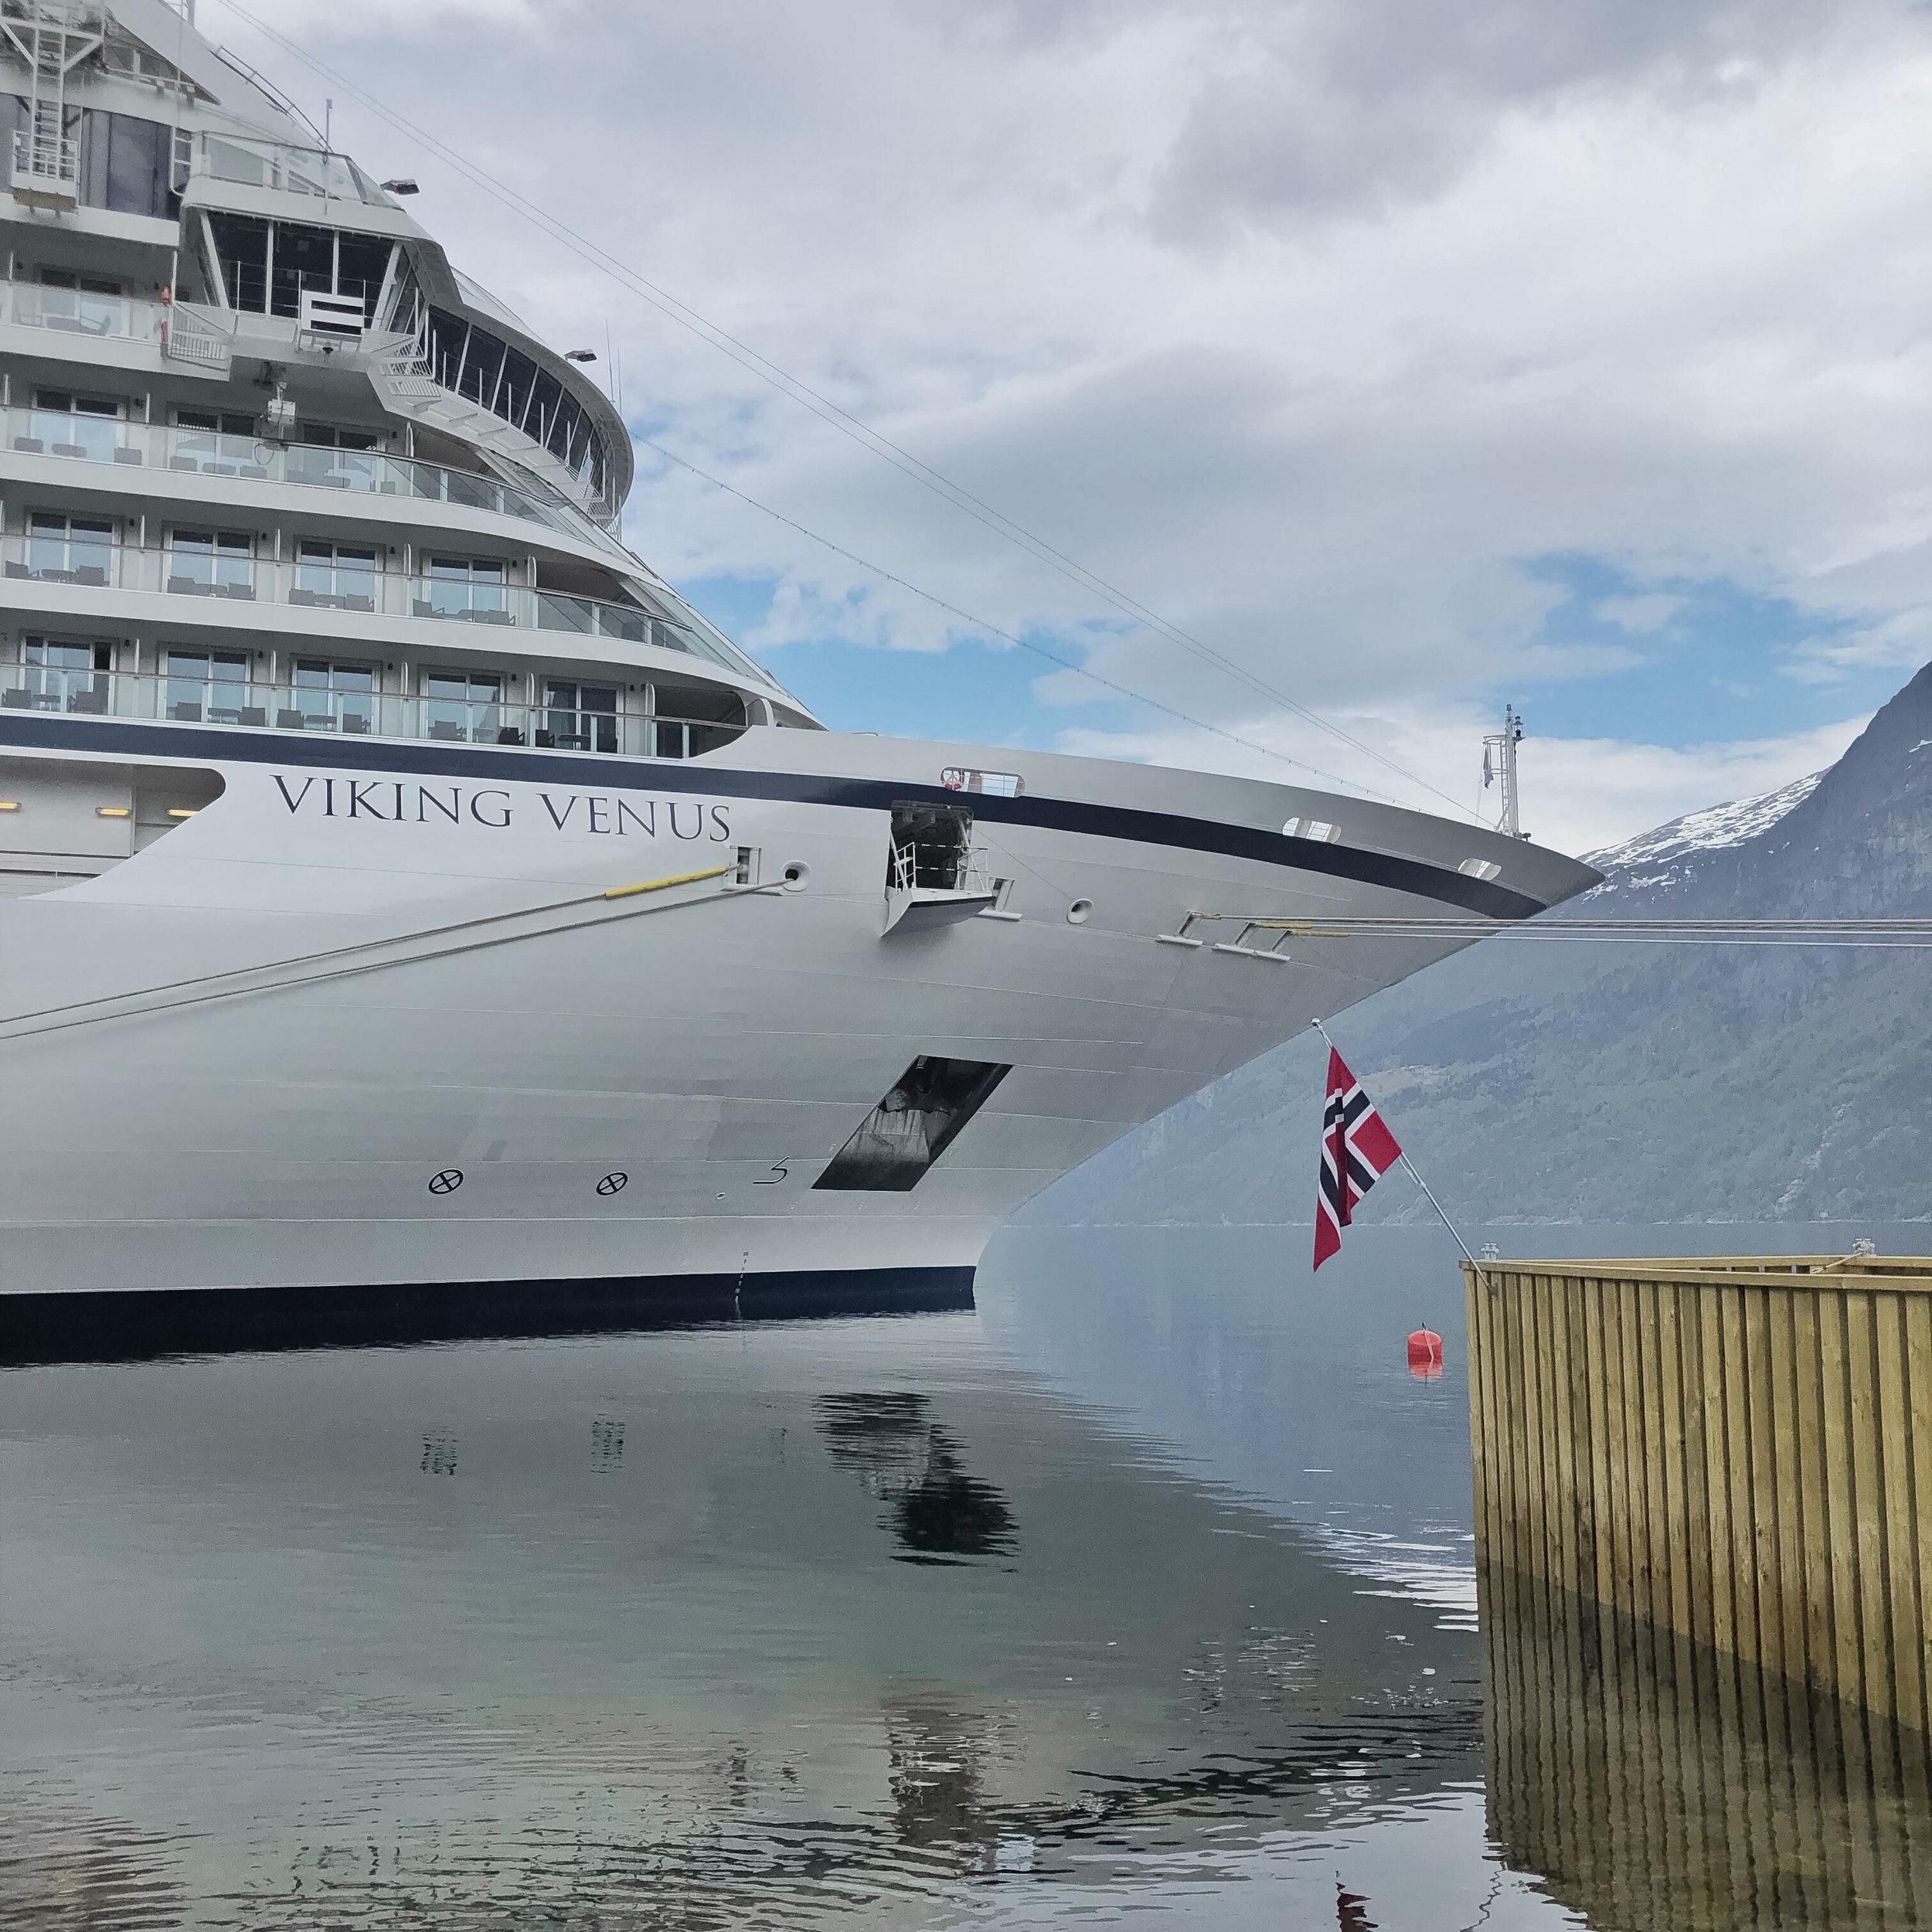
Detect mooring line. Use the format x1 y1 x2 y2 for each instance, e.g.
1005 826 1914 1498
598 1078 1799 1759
0 866 762 1043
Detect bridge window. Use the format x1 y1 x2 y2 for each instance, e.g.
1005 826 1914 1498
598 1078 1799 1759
206 213 394 324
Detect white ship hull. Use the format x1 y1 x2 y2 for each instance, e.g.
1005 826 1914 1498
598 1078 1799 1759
0 716 1596 1312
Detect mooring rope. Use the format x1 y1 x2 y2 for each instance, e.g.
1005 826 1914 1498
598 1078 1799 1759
0 865 764 1043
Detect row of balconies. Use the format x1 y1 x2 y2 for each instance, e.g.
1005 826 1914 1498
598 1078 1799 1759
0 530 746 668
0 662 747 760
0 396 630 563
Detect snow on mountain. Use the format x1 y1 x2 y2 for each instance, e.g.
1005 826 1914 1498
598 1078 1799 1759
1582 770 1825 894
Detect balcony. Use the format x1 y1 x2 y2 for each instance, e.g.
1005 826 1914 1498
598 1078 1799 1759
0 534 713 658
0 396 625 557
189 131 392 208
0 663 745 760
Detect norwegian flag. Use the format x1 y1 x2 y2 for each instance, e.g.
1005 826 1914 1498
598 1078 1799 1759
1314 1047 1403 1270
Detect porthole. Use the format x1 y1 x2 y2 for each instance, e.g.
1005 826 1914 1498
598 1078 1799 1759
781 861 811 893
1066 898 1094 925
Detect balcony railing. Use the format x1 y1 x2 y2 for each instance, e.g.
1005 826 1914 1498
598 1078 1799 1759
0 664 743 760
2 281 163 342
0 397 626 556
190 131 390 207
0 535 721 658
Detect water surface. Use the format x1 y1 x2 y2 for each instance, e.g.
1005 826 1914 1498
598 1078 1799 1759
2 1223 1923 1927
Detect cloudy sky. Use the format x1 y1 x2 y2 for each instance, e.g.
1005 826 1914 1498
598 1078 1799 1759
204 0 1932 852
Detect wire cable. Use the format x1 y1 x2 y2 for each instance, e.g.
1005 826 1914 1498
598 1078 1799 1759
632 434 1410 801
200 0 1482 821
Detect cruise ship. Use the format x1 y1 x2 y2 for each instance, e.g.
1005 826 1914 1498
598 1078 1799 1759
0 0 1598 1325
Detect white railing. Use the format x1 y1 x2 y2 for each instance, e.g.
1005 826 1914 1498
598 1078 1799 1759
889 841 992 895
0 663 743 759
11 126 78 202
0 400 631 561
0 533 710 656
3 281 163 342
191 131 389 206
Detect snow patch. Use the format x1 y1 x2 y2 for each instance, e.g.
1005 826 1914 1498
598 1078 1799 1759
1583 769 1824 889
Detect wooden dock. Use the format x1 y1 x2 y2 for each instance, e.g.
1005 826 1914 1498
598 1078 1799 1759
1463 1254 1932 1754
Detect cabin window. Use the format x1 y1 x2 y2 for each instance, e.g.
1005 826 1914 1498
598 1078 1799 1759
419 556 509 623
422 668 502 743
292 659 376 733
813 1056 1012 1192
294 540 379 611
165 529 254 598
15 635 113 713
541 680 618 753
27 389 123 461
23 512 114 584
165 648 252 724
294 423 381 452
171 408 264 476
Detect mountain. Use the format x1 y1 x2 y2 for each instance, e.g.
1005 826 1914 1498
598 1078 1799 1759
1032 662 1932 1226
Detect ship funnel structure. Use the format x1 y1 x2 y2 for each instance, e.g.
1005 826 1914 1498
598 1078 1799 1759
1 0 104 211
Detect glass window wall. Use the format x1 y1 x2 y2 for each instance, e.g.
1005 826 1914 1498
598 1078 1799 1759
422 668 502 743
542 679 618 753
293 540 379 611
291 658 376 733
22 512 114 584
15 635 113 713
418 556 509 623
165 648 253 724
165 529 254 598
26 389 124 461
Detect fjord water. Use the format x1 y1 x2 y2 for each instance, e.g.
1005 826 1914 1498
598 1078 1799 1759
2 1225 1926 1929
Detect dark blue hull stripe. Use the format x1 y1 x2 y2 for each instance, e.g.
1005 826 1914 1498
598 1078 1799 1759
0 1264 978 1364
0 711 1546 920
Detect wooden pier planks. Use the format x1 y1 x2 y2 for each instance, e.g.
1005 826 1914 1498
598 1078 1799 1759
1465 1257 1932 1735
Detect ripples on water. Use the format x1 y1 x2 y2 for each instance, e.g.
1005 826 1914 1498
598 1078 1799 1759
0 1224 1923 1927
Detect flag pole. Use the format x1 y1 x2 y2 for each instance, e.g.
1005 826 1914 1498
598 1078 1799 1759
1310 1018 1492 1297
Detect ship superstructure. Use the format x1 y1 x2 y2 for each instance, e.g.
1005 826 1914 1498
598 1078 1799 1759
0 0 1597 1314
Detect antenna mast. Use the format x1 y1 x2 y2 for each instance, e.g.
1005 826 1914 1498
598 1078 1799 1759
1481 705 1526 840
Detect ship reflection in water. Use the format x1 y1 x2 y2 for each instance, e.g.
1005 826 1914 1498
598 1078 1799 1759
1 1225 1926 1927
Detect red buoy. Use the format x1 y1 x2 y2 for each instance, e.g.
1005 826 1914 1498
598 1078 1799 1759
1407 1328 1444 1379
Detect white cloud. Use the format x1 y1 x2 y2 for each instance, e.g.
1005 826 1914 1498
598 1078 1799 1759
1594 593 1687 634
1051 706 1869 856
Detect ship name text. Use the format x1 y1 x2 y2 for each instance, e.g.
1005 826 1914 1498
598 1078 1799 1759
270 774 732 841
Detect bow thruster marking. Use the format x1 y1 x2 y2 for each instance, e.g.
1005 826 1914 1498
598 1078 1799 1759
428 1168 464 1196
596 1172 629 1196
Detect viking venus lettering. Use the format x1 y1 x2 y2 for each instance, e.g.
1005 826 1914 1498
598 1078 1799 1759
0 2 1598 1315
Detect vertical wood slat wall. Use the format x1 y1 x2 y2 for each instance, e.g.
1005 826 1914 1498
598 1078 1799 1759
1465 1257 1932 1735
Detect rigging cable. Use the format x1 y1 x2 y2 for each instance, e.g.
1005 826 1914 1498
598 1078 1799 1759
201 0 1482 822
632 435 1411 804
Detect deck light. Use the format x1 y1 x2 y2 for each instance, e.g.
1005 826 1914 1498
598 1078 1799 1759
165 808 198 819
380 178 419 195
0 800 18 811
564 349 597 362
95 805 131 818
